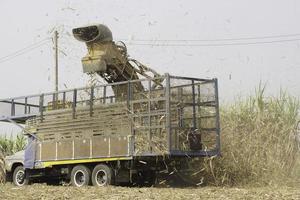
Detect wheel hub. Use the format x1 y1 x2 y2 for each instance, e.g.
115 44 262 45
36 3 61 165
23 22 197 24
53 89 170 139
95 170 107 186
74 170 86 187
16 170 25 186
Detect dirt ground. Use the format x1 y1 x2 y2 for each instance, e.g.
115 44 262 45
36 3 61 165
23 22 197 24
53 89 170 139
0 183 299 200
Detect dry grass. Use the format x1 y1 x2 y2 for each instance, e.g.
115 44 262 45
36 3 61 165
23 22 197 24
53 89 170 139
0 151 5 184
0 160 299 199
178 86 300 187
1 183 300 200
193 86 300 186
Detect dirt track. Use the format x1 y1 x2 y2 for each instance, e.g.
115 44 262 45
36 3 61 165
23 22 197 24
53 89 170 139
0 184 299 200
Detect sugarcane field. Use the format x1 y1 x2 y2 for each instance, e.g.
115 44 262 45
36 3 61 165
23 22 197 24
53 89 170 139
0 1 300 199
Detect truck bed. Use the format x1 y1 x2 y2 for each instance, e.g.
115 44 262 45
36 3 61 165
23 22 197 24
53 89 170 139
0 74 220 169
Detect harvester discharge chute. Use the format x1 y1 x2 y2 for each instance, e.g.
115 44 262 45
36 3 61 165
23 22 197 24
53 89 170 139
72 24 162 98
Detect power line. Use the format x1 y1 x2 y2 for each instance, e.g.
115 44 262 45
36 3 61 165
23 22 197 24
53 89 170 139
62 31 300 46
118 33 300 42
125 38 300 47
0 38 50 60
0 38 51 64
0 41 49 63
1 33 298 64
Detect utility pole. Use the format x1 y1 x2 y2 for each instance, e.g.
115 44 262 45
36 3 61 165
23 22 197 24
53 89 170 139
53 31 58 103
54 30 59 94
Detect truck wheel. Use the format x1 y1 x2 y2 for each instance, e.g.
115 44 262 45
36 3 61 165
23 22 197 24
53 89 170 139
91 164 114 186
13 166 29 186
70 165 91 187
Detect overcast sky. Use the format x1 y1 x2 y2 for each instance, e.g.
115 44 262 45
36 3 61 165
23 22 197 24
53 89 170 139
0 0 299 134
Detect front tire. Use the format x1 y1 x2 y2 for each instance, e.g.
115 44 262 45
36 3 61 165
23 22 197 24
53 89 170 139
70 165 91 187
13 166 29 186
91 164 114 186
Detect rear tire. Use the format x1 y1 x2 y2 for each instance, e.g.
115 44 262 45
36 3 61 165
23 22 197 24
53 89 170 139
91 164 114 186
13 166 29 186
70 165 91 187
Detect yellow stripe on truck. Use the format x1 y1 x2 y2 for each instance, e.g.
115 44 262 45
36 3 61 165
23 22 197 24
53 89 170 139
42 157 133 168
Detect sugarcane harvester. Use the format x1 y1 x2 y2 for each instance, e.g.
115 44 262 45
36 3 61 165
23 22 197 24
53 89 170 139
1 24 221 187
72 24 162 97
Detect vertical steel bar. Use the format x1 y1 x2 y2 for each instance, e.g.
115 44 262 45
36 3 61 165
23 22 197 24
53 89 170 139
178 87 183 128
89 139 93 158
165 73 171 152
197 84 202 144
52 93 56 110
103 86 106 104
24 97 28 114
11 99 15 116
127 81 134 155
127 82 131 110
214 78 221 155
148 79 152 152
175 86 182 149
39 94 44 122
192 80 197 129
72 89 77 119
62 92 66 108
90 87 94 117
55 142 58 161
